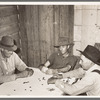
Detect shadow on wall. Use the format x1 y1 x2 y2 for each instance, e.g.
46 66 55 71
14 40 21 54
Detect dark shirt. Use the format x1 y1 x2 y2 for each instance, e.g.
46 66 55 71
47 51 81 70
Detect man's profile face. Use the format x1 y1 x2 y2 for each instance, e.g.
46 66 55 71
79 55 92 70
2 49 13 58
59 45 69 54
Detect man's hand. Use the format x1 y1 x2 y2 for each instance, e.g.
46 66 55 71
41 66 48 73
55 79 65 89
46 69 59 75
28 69 34 76
47 77 59 84
45 69 53 75
15 70 29 79
38 64 44 70
53 73 63 79
25 68 34 76
15 68 34 79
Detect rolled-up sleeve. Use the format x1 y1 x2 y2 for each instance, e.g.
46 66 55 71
56 73 95 95
14 52 27 71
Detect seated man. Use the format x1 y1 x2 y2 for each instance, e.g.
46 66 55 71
39 38 81 75
55 45 100 96
0 35 34 84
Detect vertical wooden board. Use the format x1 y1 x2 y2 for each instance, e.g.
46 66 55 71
30 6 40 67
68 6 74 43
50 6 54 56
34 42 41 67
25 6 34 67
82 10 97 26
59 5 69 37
18 6 28 65
39 5 48 64
53 5 60 52
45 5 54 58
68 6 74 54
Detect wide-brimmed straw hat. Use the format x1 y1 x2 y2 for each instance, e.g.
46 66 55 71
54 38 74 48
77 45 100 65
0 36 17 51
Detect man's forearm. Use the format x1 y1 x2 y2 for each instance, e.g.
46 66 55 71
57 65 71 73
0 75 16 83
63 68 85 78
55 75 92 96
15 70 29 79
16 65 27 72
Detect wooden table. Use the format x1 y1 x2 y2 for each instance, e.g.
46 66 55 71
0 68 64 97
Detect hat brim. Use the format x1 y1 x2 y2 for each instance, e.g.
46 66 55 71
54 43 74 48
77 49 100 65
0 43 17 51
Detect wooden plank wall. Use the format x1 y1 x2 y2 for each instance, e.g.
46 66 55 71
39 5 54 65
18 6 28 65
0 5 21 57
18 5 74 67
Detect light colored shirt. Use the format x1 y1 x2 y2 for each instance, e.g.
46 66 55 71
56 64 100 96
0 51 27 83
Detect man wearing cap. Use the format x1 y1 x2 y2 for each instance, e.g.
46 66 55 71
0 35 34 84
55 45 100 96
39 38 81 75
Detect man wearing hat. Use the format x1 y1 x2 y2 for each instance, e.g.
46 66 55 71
39 38 81 75
55 45 100 96
0 35 34 83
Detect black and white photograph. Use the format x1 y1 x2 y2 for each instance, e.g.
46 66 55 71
0 2 100 98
